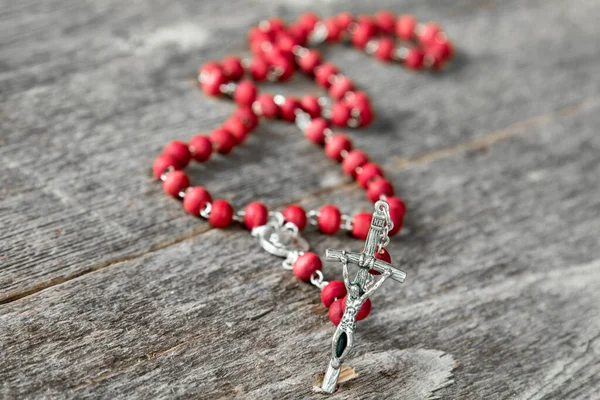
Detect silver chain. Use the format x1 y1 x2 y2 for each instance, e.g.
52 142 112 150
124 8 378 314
307 210 319 226
310 269 328 290
199 202 212 219
282 250 301 270
374 199 393 251
232 210 245 222
340 214 353 231
159 167 174 182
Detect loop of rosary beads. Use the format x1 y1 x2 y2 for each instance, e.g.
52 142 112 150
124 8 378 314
153 10 453 325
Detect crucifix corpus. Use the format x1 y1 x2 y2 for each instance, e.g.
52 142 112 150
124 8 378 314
321 199 407 394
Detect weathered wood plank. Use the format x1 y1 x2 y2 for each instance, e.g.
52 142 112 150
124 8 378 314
2 0 600 299
2 99 600 399
2 0 600 398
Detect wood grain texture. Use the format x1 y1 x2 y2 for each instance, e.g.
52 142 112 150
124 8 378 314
1 0 600 398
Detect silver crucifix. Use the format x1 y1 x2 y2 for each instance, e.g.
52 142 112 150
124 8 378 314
321 199 407 394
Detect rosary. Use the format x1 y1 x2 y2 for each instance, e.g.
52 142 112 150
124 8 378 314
152 10 453 394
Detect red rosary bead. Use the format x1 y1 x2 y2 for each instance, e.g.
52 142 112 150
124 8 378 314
375 37 395 62
329 77 354 101
329 297 372 326
314 63 338 87
367 177 395 203
163 140 191 169
282 204 307 230
351 17 377 49
386 196 405 235
250 56 269 81
288 24 309 46
223 116 251 144
255 93 279 118
183 186 212 216
276 33 299 54
279 96 300 122
426 39 454 69
328 298 344 326
325 133 352 162
389 210 404 236
342 149 369 177
405 48 425 70
335 12 353 31
300 95 321 118
387 196 406 218
163 171 189 198
343 90 370 109
297 12 319 32
234 81 257 106
304 117 328 144
200 65 226 96
374 10 395 35
298 49 321 74
356 102 374 127
221 56 244 80
244 201 269 230
396 15 417 40
270 56 294 81
318 204 341 235
189 135 212 163
209 128 237 154
375 248 391 263
292 252 322 281
356 162 383 188
352 212 373 240
234 107 259 131
209 199 234 228
351 212 372 240
418 22 441 46
266 17 285 35
153 154 178 179
330 102 351 127
325 17 343 42
321 280 347 307
200 61 220 74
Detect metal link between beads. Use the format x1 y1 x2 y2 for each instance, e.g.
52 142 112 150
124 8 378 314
374 199 393 250
308 21 328 45
341 214 353 231
310 269 328 290
233 210 245 222
282 250 301 270
307 210 319 226
199 202 212 219
160 167 174 182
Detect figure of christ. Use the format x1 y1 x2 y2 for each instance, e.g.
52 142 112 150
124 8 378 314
322 253 393 392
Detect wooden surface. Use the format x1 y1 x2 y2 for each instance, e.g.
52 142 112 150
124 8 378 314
1 0 600 398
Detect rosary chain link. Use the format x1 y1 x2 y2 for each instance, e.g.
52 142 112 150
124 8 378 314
199 202 212 219
233 210 246 223
307 210 320 226
374 198 393 251
160 167 174 182
282 250 301 270
310 269 328 290
340 213 354 232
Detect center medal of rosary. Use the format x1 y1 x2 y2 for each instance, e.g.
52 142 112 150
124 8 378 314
152 11 454 394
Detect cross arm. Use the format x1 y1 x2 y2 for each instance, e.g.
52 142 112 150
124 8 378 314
325 248 407 283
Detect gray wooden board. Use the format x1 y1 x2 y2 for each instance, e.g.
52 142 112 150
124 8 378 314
1 0 600 398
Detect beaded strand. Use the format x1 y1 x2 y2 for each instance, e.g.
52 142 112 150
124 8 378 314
153 11 453 324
